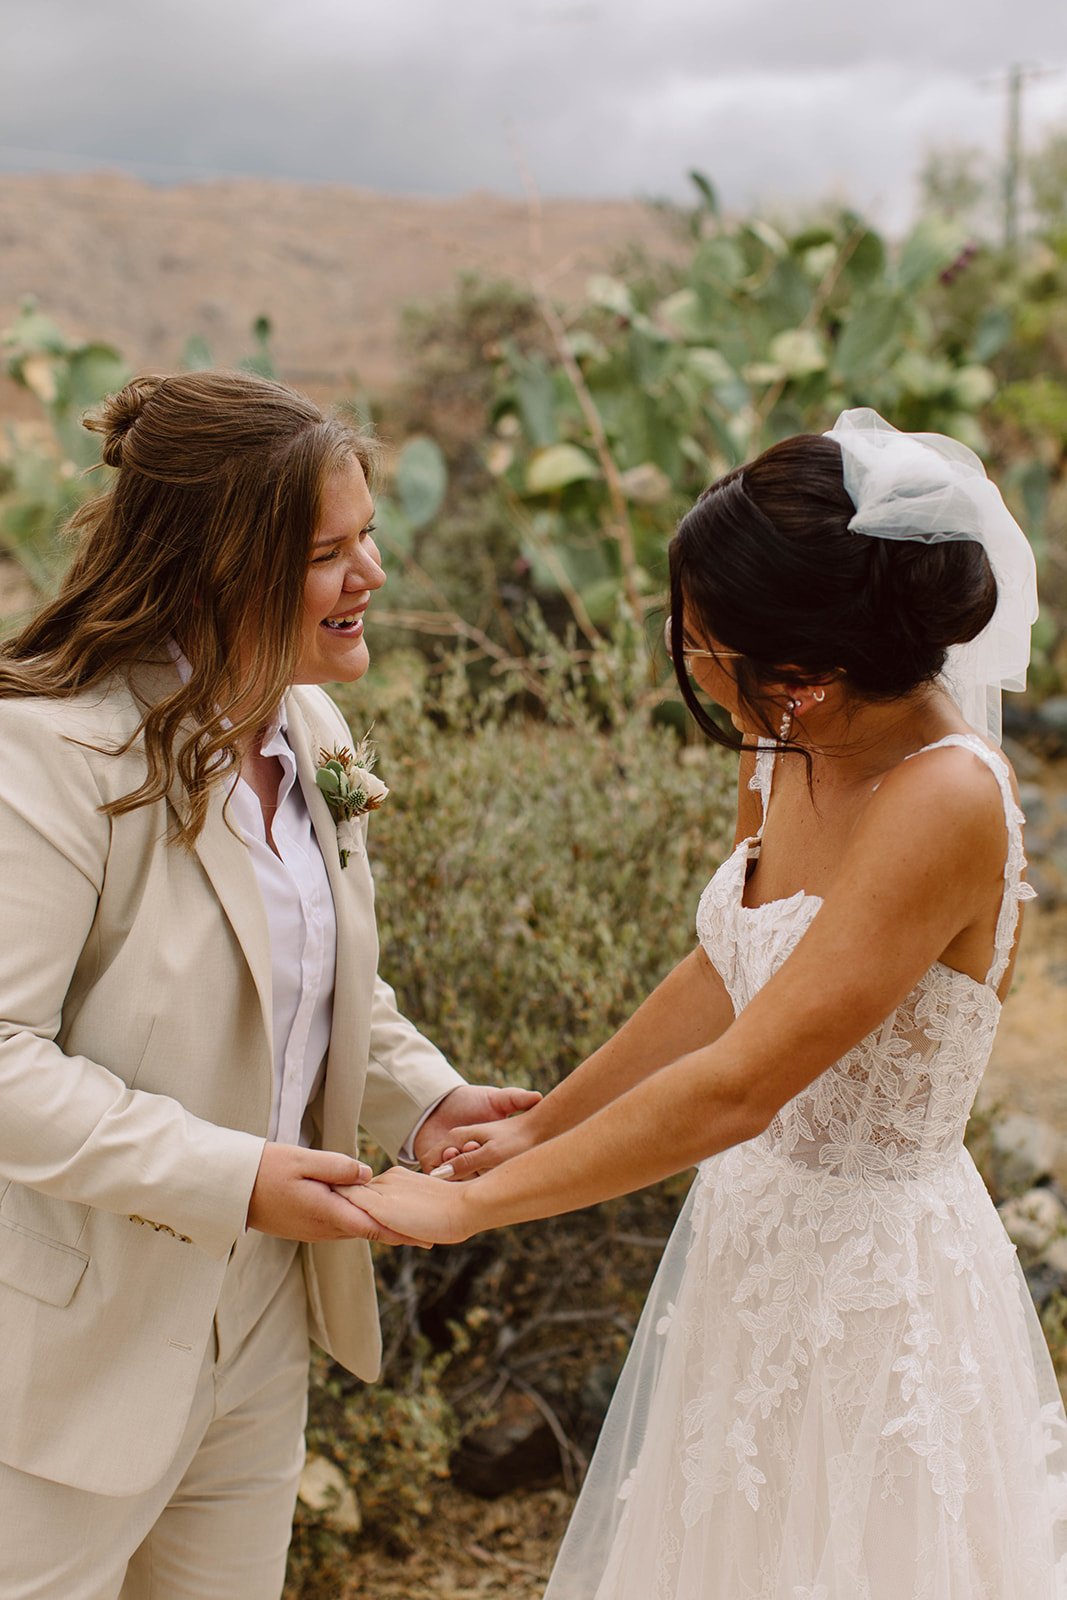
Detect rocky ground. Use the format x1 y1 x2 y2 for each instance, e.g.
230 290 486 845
982 728 1067 1189
288 1482 570 1600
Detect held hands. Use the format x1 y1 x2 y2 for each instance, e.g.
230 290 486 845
337 1166 472 1247
246 1143 427 1246
413 1083 541 1178
425 1110 537 1181
329 1085 542 1249
246 1086 541 1249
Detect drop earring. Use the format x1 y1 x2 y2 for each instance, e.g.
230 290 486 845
779 699 798 742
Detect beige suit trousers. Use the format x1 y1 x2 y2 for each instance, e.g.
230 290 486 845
0 1231 311 1600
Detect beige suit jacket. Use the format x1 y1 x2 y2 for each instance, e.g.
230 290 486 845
0 663 462 1496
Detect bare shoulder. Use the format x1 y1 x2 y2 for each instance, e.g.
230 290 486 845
850 738 1014 889
769 738 1018 1034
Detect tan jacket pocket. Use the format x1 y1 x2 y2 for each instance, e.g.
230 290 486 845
0 1215 90 1308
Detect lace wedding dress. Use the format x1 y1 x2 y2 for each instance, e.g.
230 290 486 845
544 735 1067 1599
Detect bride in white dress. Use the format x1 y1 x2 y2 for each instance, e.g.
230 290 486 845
349 411 1067 1598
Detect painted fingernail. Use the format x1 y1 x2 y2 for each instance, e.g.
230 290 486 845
429 1164 454 1179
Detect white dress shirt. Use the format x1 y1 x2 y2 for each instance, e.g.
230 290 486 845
226 705 335 1145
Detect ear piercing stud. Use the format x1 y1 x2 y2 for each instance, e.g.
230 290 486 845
780 687 826 739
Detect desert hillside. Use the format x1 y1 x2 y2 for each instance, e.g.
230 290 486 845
0 172 677 409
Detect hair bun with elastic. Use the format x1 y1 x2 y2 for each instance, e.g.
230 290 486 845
84 375 166 469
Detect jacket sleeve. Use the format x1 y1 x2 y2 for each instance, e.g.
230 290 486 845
0 705 264 1259
358 973 465 1160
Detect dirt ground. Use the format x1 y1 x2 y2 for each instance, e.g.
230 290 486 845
981 749 1067 1185
982 904 1067 1184
288 1486 573 1600
0 171 678 415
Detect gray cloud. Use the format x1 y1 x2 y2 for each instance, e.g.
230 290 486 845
2 0 1066 225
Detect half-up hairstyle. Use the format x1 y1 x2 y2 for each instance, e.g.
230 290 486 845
668 433 998 752
0 369 378 846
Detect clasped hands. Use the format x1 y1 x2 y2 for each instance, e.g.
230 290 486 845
247 1083 539 1247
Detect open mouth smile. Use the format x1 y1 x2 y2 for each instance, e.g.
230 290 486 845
321 608 366 635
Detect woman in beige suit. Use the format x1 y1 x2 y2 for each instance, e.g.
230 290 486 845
0 370 536 1599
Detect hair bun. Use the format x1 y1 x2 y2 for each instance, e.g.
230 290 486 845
869 536 997 657
84 375 166 469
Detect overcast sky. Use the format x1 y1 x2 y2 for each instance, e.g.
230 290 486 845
3 0 1067 227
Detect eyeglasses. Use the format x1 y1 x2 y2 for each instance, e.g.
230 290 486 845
663 614 743 665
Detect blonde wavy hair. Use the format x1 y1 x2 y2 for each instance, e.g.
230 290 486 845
0 369 377 846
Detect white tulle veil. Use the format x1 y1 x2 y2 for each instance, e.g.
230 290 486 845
824 408 1039 744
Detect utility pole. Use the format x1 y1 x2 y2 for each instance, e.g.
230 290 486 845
1005 64 1024 256
984 63 1061 257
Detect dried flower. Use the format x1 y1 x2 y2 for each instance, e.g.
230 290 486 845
314 736 389 867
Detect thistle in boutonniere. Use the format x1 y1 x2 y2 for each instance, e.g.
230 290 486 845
314 735 389 868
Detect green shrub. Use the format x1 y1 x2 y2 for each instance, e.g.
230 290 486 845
334 628 735 1091
300 1347 457 1545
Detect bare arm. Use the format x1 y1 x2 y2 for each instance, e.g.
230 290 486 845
419 750 753 1176
348 745 1009 1240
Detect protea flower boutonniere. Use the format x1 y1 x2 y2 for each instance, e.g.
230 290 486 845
314 736 389 868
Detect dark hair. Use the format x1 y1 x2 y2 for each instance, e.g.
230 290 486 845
0 370 378 846
667 433 998 750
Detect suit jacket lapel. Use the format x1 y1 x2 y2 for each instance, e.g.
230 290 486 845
286 690 376 1150
130 659 276 1073
186 779 275 1061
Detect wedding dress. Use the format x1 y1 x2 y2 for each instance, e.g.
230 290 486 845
544 734 1067 1599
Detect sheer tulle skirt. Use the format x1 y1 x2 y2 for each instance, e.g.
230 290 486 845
544 1153 1067 1600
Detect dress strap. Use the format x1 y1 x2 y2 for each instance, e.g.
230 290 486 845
747 738 777 837
903 733 1036 990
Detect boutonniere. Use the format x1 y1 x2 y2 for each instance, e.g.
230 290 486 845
314 736 389 868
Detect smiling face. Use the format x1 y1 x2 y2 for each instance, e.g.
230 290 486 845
294 453 385 685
